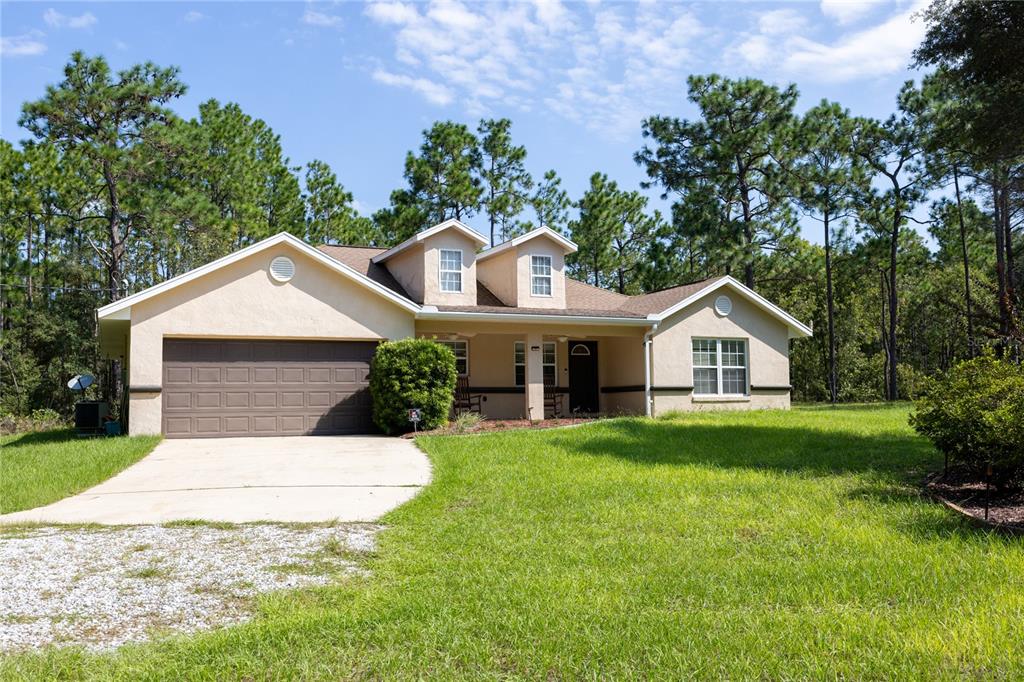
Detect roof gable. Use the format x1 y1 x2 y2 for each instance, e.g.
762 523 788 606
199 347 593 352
97 233 420 321
371 219 488 264
649 276 812 338
476 226 577 263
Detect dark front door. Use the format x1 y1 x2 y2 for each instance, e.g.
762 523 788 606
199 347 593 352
568 340 599 414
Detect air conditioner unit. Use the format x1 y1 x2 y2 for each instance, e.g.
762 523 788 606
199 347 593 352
75 401 109 434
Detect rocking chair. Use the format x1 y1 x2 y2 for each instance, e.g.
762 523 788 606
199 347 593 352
453 375 483 416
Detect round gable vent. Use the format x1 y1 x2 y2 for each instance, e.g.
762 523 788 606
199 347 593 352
270 256 295 282
714 295 732 316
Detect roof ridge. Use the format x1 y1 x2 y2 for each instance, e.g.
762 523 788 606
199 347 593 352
565 276 631 297
318 244 386 251
632 276 722 297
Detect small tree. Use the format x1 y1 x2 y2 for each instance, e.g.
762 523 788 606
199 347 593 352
910 353 1024 487
369 339 457 434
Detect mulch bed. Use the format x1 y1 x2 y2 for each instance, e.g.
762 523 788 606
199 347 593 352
402 416 597 438
926 467 1024 530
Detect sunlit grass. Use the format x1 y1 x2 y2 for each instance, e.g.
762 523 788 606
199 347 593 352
4 405 1023 679
0 430 160 513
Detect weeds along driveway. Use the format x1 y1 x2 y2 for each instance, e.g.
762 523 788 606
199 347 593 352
0 436 431 525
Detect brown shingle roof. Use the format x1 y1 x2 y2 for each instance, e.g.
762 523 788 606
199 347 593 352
318 244 721 318
564 278 631 311
626 278 727 315
317 245 412 300
476 283 508 307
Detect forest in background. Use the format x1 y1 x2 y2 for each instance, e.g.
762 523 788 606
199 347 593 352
1 0 1021 417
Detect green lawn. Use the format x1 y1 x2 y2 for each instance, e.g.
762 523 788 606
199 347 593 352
5 405 1024 679
0 430 161 513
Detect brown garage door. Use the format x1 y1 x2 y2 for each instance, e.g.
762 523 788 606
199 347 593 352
162 339 377 438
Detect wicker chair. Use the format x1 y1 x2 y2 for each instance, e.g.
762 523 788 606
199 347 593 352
453 376 483 416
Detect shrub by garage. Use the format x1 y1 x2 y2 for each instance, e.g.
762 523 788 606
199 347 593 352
370 338 457 435
910 353 1024 487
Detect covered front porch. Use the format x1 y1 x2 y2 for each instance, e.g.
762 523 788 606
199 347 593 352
415 320 651 420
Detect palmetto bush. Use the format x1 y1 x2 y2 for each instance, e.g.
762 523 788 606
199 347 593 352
910 353 1024 487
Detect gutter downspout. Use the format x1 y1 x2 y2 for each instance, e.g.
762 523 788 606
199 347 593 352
644 323 658 417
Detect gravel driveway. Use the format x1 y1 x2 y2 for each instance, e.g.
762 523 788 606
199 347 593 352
0 523 379 651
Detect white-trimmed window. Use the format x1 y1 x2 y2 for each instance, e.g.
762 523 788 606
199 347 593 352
692 338 747 395
530 255 552 296
437 339 468 376
514 341 556 386
439 249 462 293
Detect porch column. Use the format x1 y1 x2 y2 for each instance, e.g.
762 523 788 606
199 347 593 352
525 331 545 421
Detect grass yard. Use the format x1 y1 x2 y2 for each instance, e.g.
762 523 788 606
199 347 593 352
0 430 161 514
4 405 1024 679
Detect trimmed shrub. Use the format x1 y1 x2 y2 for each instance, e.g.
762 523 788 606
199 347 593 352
369 338 457 434
910 353 1024 486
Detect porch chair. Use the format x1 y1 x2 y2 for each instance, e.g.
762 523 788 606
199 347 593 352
453 375 483 416
544 385 564 419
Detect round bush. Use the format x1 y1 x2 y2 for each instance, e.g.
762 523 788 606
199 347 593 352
369 338 457 434
910 353 1024 486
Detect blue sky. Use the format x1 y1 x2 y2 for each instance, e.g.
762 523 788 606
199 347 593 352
1 1 931 243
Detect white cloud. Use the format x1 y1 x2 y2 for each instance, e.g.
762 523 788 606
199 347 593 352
730 9 807 69
1 31 47 57
365 2 419 25
819 0 887 26
373 69 454 106
784 3 927 81
758 9 807 35
303 8 343 29
184 10 205 23
43 8 97 30
728 1 927 82
363 0 706 137
427 0 483 31
114 40 128 51
734 34 774 68
532 0 570 32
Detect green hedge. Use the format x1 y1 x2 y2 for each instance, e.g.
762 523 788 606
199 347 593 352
370 338 457 434
910 353 1024 486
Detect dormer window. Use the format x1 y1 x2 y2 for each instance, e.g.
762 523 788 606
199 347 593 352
440 249 463 293
531 255 552 296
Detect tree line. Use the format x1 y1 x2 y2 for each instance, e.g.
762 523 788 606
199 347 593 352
1 0 1021 417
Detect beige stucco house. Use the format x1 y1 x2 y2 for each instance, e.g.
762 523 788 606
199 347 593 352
97 220 811 438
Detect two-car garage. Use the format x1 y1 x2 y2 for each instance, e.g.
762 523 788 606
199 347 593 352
99 234 419 437
161 339 376 438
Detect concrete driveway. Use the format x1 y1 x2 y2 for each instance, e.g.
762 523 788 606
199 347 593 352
0 436 431 525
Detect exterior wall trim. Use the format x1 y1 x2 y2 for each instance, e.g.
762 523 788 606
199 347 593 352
602 385 695 393
475 226 577 262
372 219 488 264
650 276 812 338
417 309 652 326
98 232 421 320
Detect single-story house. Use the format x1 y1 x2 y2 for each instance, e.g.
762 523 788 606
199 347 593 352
97 220 811 438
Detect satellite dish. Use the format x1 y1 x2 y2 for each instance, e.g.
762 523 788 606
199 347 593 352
68 374 95 392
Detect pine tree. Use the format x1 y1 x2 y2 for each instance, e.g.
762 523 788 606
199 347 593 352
636 75 800 290
478 118 532 245
19 52 186 303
